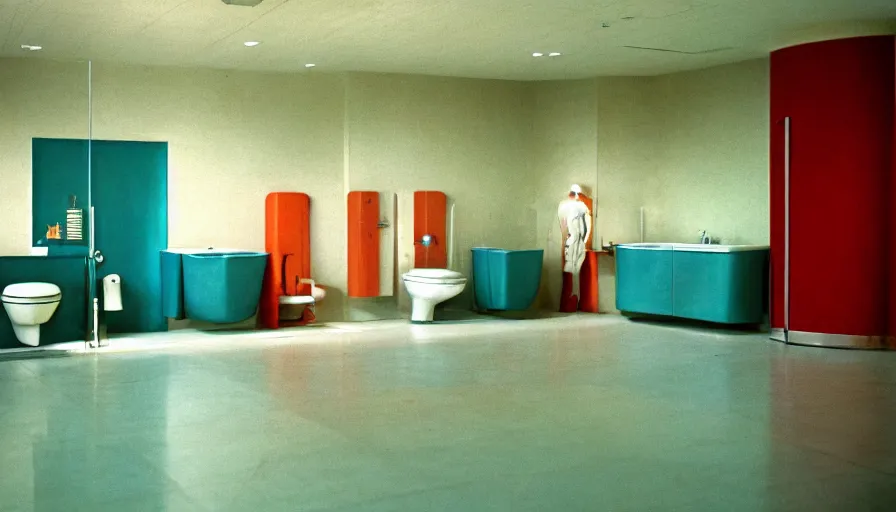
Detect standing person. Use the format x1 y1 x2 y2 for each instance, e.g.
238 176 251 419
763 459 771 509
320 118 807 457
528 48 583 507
558 184 592 299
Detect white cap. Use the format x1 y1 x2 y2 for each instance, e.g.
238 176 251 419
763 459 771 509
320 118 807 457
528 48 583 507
570 184 582 195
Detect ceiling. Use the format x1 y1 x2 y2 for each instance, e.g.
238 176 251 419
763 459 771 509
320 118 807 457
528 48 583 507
1 0 895 80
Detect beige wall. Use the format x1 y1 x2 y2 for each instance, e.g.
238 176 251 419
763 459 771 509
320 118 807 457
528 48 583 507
0 58 538 321
594 76 662 312
345 73 535 311
595 77 660 246
530 79 598 311
0 59 90 254
529 76 661 313
594 59 769 247
94 64 348 321
647 58 770 245
530 59 770 312
0 56 770 319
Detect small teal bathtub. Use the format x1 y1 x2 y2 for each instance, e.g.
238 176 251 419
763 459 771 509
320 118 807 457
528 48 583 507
472 248 544 311
182 252 268 323
161 249 268 324
616 243 768 324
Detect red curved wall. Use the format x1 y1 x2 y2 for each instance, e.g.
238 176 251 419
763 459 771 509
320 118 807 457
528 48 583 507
770 36 895 337
891 37 896 339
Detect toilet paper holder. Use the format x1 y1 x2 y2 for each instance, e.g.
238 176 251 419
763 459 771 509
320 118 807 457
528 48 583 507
102 274 123 312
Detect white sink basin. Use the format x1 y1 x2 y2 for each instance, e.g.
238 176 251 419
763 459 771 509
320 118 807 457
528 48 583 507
618 243 769 253
671 243 769 253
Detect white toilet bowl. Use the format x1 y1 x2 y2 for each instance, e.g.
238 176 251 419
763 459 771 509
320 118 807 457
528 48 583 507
401 269 466 323
1 282 62 347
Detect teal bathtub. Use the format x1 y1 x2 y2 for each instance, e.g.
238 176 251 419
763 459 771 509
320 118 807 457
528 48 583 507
615 244 674 316
616 243 768 324
162 249 268 324
472 248 544 311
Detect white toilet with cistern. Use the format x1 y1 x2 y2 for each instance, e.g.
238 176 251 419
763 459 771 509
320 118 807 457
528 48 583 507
402 268 466 323
1 282 62 346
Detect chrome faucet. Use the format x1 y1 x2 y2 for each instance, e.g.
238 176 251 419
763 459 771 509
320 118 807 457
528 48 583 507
698 230 711 245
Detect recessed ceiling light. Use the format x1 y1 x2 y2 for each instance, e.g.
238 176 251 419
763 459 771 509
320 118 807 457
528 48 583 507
244 41 260 47
548 52 562 57
532 52 544 57
304 63 316 68
20 44 42 51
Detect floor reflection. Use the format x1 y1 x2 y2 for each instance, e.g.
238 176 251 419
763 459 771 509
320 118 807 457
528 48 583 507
769 346 896 507
29 355 173 510
0 316 893 511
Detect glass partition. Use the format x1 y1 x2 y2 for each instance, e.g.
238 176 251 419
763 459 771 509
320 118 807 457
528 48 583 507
87 61 169 339
0 56 91 350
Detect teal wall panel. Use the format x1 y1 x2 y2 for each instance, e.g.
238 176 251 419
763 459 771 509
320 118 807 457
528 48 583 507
31 138 168 336
91 140 168 334
31 138 89 249
0 256 87 349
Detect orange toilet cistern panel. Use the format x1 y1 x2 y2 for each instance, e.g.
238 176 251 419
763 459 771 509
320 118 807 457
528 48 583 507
260 192 311 329
347 191 380 297
414 191 447 269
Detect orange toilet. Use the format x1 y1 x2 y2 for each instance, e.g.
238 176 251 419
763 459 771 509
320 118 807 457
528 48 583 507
259 192 323 328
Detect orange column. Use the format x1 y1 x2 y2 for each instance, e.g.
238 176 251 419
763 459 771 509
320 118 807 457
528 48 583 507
578 251 600 313
559 252 600 313
413 191 447 269
347 191 380 297
260 192 311 329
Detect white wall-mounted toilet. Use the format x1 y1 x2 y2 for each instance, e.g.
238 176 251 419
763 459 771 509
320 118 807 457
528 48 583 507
402 269 466 323
279 278 327 322
1 283 62 347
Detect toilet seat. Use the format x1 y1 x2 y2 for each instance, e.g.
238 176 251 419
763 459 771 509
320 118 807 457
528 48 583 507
1 283 62 305
401 269 467 323
402 269 466 285
279 295 315 305
2 282 63 347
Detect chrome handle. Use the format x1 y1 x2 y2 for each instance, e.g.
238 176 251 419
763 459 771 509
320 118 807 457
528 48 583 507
89 206 95 257
783 116 790 334
93 250 104 264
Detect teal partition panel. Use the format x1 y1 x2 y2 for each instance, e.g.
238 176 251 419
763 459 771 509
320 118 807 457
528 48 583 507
32 138 90 253
32 138 168 335
92 140 168 333
160 251 186 320
0 256 87 349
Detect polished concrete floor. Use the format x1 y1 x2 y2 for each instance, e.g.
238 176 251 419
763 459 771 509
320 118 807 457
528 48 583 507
1 315 894 511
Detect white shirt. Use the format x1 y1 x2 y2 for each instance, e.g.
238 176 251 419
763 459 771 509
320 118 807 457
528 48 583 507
558 199 590 225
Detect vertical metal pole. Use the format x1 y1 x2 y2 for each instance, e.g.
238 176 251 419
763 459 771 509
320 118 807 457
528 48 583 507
87 60 95 348
784 117 791 337
639 206 645 243
88 60 93 256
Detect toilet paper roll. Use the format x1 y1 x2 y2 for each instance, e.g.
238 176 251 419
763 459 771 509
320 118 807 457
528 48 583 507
103 274 123 311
